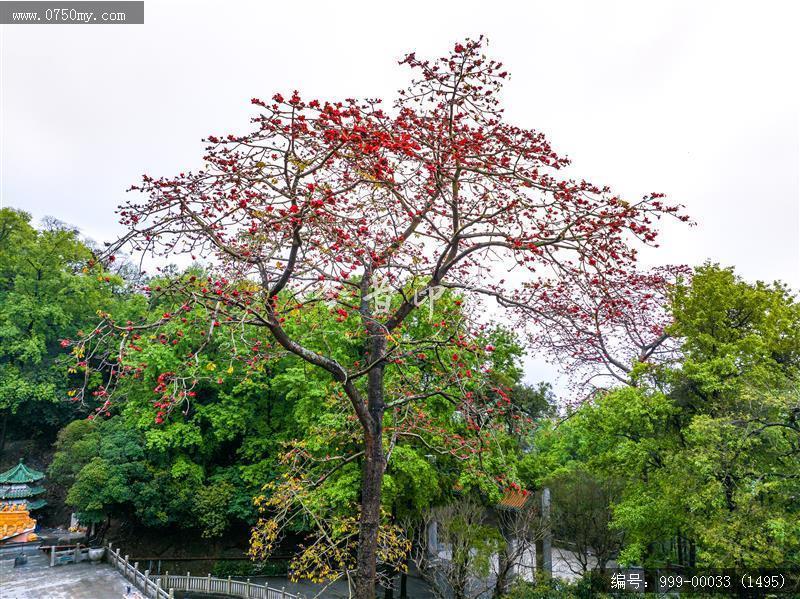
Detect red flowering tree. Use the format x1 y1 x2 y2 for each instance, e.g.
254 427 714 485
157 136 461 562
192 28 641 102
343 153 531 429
527 265 692 396
70 38 687 598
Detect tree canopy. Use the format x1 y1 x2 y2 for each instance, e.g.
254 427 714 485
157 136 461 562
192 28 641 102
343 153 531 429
67 38 685 598
526 264 800 570
0 208 138 449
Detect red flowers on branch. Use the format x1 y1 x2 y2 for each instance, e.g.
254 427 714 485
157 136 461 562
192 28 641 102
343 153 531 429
70 37 688 599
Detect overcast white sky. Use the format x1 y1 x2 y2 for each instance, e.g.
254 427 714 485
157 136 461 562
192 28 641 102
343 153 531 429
1 0 798 386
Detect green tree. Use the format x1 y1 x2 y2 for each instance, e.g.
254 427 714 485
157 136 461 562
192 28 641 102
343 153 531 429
527 265 800 569
69 37 684 598
247 292 535 585
0 208 137 450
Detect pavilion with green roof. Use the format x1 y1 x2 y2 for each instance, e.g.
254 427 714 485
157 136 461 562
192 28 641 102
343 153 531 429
0 459 47 512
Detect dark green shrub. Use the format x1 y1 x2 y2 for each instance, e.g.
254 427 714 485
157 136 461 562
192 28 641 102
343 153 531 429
211 559 288 577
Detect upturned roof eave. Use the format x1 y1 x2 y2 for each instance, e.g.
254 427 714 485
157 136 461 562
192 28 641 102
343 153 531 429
0 460 46 484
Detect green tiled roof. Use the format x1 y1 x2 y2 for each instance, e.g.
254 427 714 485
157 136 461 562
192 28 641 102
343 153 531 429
0 460 45 484
26 498 47 511
0 485 45 499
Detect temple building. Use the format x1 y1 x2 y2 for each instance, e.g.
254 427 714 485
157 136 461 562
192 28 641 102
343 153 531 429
0 459 46 543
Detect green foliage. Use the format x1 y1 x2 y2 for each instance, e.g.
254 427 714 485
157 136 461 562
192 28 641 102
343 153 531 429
528 264 800 569
59 417 150 524
669 264 800 398
51 284 523 537
49 417 195 527
421 498 505 598
211 559 288 577
40 243 799 577
446 516 502 579
503 572 607 599
382 445 440 518
49 418 98 485
194 478 238 539
0 208 140 444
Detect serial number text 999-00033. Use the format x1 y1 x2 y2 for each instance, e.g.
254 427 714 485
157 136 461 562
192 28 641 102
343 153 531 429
606 569 800 594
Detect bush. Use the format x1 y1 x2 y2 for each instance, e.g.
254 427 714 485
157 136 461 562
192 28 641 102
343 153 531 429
211 559 289 577
503 572 608 599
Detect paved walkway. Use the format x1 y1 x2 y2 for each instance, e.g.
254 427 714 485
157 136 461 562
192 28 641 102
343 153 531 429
1 551 434 599
0 552 133 599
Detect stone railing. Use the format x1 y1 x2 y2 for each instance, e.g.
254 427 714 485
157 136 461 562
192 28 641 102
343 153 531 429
106 543 302 599
156 571 301 598
47 543 92 566
106 544 172 599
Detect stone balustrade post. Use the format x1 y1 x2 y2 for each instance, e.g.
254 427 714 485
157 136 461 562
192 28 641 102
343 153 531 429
246 577 251 598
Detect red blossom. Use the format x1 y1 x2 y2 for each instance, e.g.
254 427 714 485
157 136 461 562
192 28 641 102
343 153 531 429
67 38 689 587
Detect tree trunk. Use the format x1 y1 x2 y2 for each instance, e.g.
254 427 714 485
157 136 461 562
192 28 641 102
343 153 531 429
383 503 399 599
454 556 468 599
353 354 386 599
493 542 511 598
